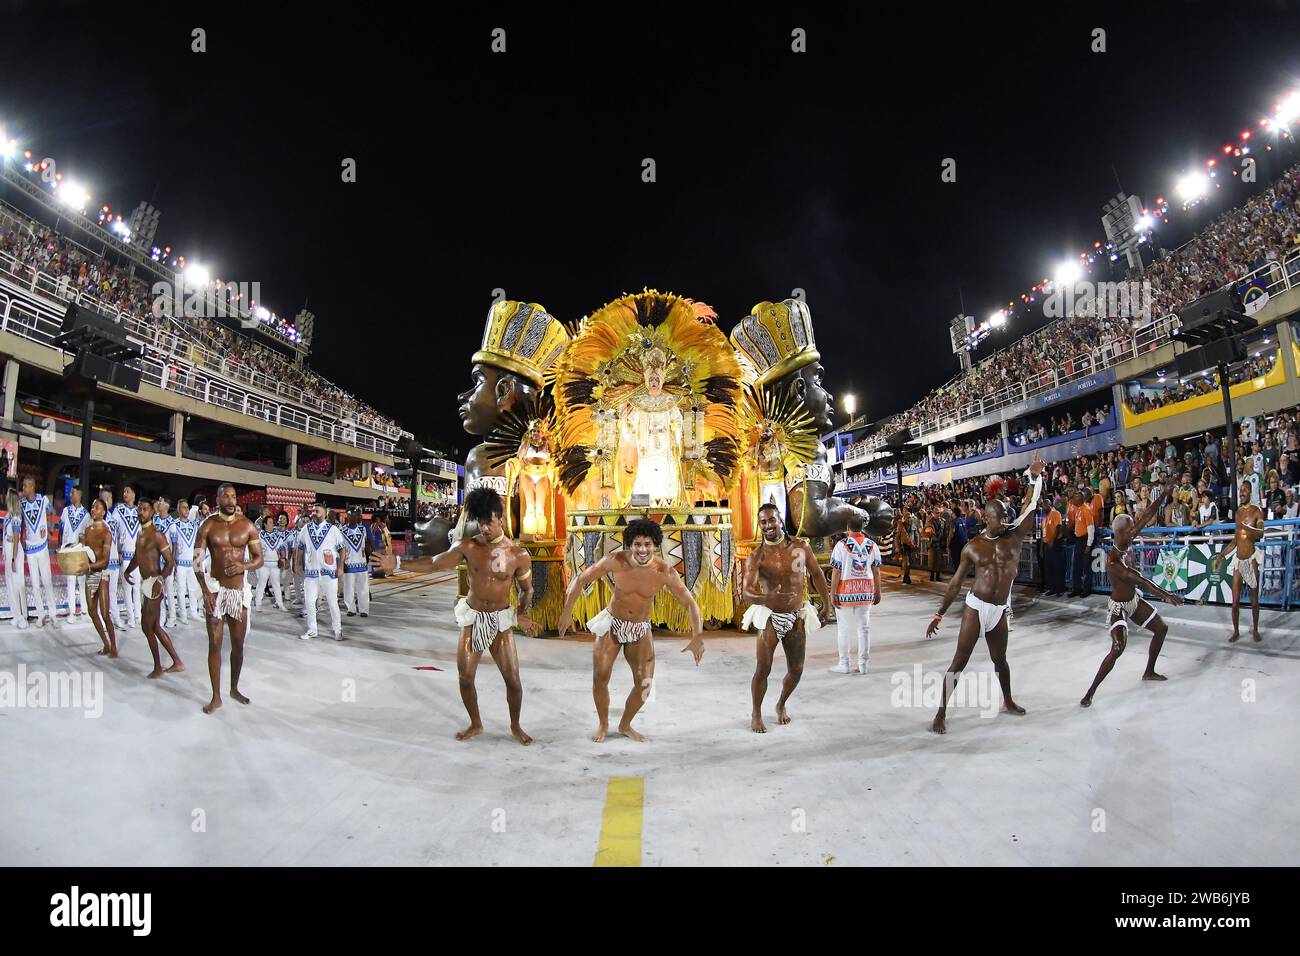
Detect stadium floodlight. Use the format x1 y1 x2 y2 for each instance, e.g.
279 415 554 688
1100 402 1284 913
1175 171 1208 204
1135 214 1154 232
254 305 271 321
989 309 1007 327
1054 260 1083 286
0 137 16 161
56 179 90 209
843 393 857 417
1276 91 1300 127
184 263 211 287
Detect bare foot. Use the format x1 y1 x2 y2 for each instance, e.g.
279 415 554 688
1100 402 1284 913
617 723 645 742
97 647 108 656
1252 630 1262 643
1142 671 1167 682
751 714 767 733
930 714 947 734
776 703 792 725
203 698 222 714
1003 700 1027 716
455 724 484 741
147 668 165 679
1080 695 1093 708
511 725 532 746
107 649 118 659
1228 632 1241 643
230 689 250 705
592 723 608 743
166 661 185 673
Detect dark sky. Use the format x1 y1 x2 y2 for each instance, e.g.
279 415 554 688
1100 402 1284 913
5 2 1300 455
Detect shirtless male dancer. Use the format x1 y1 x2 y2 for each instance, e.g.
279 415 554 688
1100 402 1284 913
1228 480 1266 643
423 487 538 744
557 517 704 743
193 482 264 714
124 499 184 679
1080 484 1183 706
741 502 832 733
925 455 1045 734
83 497 117 657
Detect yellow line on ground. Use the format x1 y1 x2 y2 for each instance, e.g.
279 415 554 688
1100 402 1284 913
594 776 644 867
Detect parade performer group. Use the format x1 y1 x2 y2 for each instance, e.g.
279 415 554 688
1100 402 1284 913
5 289 1260 738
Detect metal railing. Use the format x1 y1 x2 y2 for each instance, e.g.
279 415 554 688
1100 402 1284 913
1049 519 1300 610
0 268 398 457
0 211 401 440
0 251 402 455
844 247 1300 468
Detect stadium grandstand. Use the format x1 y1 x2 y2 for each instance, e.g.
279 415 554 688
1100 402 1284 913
828 153 1300 609
0 140 460 548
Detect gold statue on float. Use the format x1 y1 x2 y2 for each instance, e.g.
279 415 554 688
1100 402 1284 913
554 290 741 510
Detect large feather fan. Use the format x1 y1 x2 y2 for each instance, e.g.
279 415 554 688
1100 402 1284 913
482 391 555 470
555 289 741 494
737 381 819 471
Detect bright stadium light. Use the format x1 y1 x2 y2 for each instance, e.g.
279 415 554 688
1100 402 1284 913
843 393 857 417
184 263 211 287
989 309 1007 327
254 305 271 321
1176 171 1208 204
56 179 89 209
1054 260 1083 286
1135 214 1154 232
1276 91 1300 126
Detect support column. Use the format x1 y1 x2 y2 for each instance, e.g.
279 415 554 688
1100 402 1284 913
172 412 184 460
1273 319 1300 407
2 359 18 425
289 443 298 479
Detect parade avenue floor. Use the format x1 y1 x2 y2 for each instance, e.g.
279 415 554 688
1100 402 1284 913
2 564 1296 867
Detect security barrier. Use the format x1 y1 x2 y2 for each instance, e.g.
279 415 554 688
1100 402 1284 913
1039 518 1300 609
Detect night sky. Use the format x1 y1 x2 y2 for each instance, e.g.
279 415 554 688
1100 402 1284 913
5 3 1300 456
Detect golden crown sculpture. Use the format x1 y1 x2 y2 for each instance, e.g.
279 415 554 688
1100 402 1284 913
729 298 820 387
473 300 571 389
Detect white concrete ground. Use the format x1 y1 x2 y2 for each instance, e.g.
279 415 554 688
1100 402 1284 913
1 568 1296 867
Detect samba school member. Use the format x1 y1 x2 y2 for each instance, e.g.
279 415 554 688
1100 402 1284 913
60 487 90 619
341 509 371 617
18 476 60 629
924 456 1045 734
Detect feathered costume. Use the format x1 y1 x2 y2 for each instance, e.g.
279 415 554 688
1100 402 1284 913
555 290 742 508
735 380 819 535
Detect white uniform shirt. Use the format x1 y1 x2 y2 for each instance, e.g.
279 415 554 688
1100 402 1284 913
340 523 368 572
300 521 343 578
61 503 89 548
20 494 51 554
171 519 197 567
114 503 141 559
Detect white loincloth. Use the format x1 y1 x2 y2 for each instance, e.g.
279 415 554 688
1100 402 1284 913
587 608 652 644
205 576 252 620
454 596 516 652
964 591 1011 636
1231 549 1263 590
1107 593 1155 630
741 602 819 641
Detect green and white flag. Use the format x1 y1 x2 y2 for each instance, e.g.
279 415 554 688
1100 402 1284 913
1154 545 1188 592
1184 541 1234 603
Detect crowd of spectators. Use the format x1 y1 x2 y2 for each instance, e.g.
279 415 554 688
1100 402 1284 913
933 436 999 464
1126 351 1278 413
874 404 1300 584
1011 404 1112 446
860 163 1300 450
0 215 400 434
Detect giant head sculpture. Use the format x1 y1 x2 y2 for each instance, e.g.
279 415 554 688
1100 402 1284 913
731 298 891 541
418 299 570 554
